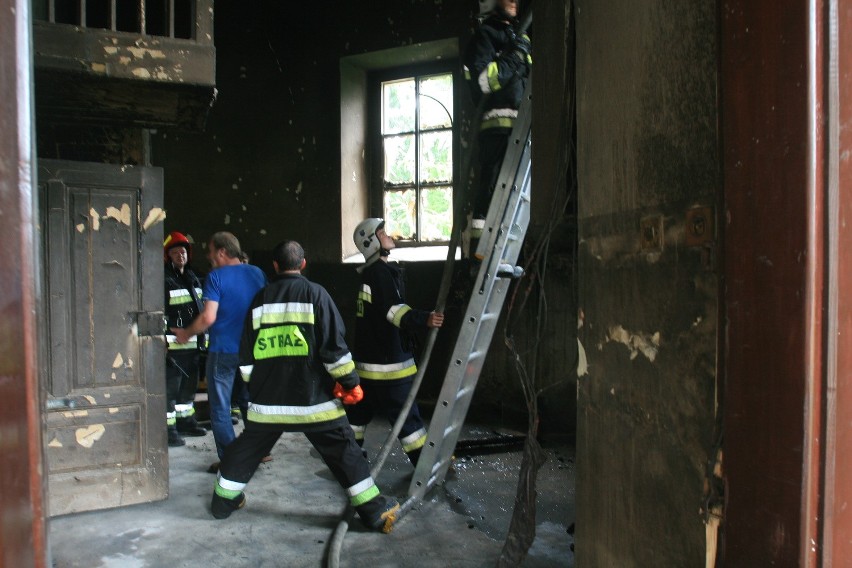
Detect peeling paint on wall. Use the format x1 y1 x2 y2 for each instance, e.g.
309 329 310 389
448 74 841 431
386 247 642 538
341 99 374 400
75 424 106 448
126 47 166 60
602 325 661 362
48 437 63 448
142 207 166 231
577 339 589 377
106 204 132 225
76 223 85 233
112 353 124 368
89 208 101 231
63 410 89 418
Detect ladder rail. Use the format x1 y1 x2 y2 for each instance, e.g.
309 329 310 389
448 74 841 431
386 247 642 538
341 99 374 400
408 83 533 500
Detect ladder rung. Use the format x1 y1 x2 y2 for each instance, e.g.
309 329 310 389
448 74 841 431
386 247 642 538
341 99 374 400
413 472 439 490
467 349 485 361
456 385 473 401
432 456 451 475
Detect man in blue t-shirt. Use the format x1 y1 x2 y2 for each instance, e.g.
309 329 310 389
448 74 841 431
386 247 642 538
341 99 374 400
172 231 266 472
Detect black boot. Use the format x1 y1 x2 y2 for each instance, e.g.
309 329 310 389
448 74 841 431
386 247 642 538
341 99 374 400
406 448 421 468
177 416 207 437
357 496 400 533
167 426 185 447
211 491 246 519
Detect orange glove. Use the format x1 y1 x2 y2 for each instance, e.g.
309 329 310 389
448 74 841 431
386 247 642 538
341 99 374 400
333 383 364 405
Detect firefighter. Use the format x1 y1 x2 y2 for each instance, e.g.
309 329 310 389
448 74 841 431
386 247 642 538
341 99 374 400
163 231 207 447
211 240 399 533
349 218 444 467
463 0 531 258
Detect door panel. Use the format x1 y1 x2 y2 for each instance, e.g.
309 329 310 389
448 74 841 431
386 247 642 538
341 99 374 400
39 159 167 516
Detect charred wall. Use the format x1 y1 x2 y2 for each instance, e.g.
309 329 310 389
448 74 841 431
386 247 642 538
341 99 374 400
574 0 719 564
150 0 577 436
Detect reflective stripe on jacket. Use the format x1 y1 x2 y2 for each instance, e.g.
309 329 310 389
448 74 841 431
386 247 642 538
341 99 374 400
240 273 359 432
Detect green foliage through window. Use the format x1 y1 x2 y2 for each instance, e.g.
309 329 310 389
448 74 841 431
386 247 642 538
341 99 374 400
381 72 453 243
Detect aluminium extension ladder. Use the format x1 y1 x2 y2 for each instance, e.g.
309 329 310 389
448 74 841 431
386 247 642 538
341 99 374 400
404 82 533 506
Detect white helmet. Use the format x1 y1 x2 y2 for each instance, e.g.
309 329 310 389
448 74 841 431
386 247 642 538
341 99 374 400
478 0 496 16
479 0 518 18
353 218 385 265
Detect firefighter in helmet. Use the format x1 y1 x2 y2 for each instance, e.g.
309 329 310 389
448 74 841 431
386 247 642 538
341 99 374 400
163 231 207 446
347 218 444 467
463 0 531 258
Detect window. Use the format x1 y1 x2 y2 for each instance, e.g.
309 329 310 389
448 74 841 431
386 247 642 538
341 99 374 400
378 71 454 244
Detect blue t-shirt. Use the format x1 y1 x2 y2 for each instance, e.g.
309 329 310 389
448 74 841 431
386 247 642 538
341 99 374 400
203 264 266 353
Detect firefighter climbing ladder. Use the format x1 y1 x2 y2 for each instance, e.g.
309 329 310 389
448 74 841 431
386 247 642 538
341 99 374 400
404 82 533 507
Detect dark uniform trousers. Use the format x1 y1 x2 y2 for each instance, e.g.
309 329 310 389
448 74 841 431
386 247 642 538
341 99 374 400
166 350 200 416
345 379 425 464
219 423 371 490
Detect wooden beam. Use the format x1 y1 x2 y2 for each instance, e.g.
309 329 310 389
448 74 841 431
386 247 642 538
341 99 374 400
0 0 47 565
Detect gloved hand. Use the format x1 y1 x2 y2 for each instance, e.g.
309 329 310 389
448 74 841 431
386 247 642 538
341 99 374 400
512 34 532 59
333 383 364 405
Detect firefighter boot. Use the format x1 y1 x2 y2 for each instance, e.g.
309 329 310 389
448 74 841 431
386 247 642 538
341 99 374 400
167 426 185 447
211 491 246 519
176 416 207 437
357 495 400 533
406 448 421 468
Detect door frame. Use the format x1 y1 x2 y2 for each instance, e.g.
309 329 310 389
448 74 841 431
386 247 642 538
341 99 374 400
0 0 47 566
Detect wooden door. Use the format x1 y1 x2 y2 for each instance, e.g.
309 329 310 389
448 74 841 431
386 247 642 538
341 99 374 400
38 159 167 516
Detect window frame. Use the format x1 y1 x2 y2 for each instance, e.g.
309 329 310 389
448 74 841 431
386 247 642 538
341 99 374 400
368 60 460 248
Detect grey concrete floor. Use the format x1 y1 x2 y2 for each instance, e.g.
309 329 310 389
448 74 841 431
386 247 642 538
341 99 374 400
48 421 574 567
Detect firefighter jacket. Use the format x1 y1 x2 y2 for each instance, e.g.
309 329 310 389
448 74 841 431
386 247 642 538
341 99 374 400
463 15 531 132
164 263 205 351
238 273 360 432
353 260 430 382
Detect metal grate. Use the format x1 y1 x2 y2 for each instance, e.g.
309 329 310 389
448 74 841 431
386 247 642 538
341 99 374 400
32 0 212 42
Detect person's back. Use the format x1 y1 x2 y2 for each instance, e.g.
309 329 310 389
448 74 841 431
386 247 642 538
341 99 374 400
462 0 531 256
212 240 400 533
353 259 420 369
241 271 354 430
205 263 266 353
171 231 267 471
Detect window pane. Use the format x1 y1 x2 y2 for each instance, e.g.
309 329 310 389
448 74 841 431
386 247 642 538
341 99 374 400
383 79 415 134
419 74 454 130
383 134 415 185
384 190 416 240
419 186 453 242
419 130 453 184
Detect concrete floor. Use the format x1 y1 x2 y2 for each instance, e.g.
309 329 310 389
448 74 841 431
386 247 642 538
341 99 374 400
48 421 575 568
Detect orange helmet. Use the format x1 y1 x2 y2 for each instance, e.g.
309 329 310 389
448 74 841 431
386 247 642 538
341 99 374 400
163 231 192 262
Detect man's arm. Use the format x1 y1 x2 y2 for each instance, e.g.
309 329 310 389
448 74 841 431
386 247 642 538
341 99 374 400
171 300 219 343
